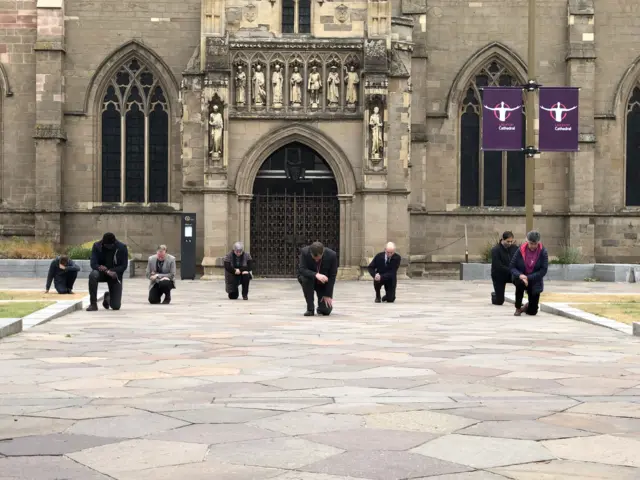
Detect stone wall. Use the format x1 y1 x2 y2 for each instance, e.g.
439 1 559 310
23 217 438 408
0 0 37 235
61 212 182 259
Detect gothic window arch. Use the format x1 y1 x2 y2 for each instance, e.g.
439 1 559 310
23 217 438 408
626 86 640 206
101 58 169 204
459 59 525 207
282 0 311 34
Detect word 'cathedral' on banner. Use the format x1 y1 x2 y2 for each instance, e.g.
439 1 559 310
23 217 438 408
538 87 579 152
481 87 524 151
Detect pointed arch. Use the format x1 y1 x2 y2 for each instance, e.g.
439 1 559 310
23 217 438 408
453 43 527 208
612 54 640 118
93 41 177 204
83 39 179 116
0 63 13 97
236 123 357 195
446 42 527 117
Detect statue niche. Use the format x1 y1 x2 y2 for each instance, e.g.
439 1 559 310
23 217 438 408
344 59 360 109
271 60 284 109
233 60 247 107
368 96 384 163
208 95 224 161
289 56 303 109
307 57 322 110
251 61 267 108
326 57 341 110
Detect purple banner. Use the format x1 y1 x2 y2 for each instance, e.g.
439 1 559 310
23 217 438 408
538 87 579 151
481 87 524 151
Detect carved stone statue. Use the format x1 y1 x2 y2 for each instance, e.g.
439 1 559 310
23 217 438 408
252 64 266 107
272 63 283 108
327 66 340 107
345 65 359 107
290 66 303 107
209 104 223 158
369 106 383 159
308 65 322 108
235 65 246 106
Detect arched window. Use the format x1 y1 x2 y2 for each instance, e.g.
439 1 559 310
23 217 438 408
282 0 311 34
459 60 525 207
101 58 169 204
626 86 640 206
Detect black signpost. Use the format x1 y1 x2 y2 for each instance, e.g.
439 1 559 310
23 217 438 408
180 213 196 280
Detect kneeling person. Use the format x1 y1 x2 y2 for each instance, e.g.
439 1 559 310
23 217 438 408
224 242 253 300
147 245 176 304
86 233 129 311
45 255 80 294
368 242 401 303
490 231 518 305
298 241 337 316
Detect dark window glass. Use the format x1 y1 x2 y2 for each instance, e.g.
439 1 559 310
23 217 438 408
483 150 502 206
460 105 480 206
507 112 526 206
282 0 295 33
627 87 640 206
149 101 169 203
125 102 145 203
298 0 311 33
101 98 121 203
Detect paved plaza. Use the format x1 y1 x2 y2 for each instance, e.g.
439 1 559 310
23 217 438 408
1 278 640 479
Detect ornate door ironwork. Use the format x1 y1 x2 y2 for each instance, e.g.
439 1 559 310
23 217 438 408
250 191 340 277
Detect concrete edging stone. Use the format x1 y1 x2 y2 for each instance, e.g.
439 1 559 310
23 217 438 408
0 259 134 279
461 263 638 282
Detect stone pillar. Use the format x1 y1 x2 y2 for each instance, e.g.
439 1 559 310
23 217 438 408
34 0 66 244
202 191 230 279
238 194 253 250
337 194 358 279
566 0 596 262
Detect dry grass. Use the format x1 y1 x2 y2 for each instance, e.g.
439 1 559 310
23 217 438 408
572 303 640 326
0 291 86 301
542 293 640 304
0 238 56 259
0 301 53 318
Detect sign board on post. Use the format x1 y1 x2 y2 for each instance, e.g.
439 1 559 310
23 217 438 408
481 87 524 151
538 87 579 151
181 213 196 280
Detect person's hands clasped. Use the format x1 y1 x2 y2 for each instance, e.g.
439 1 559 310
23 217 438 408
235 268 241 275
315 273 328 283
98 265 108 272
519 274 528 287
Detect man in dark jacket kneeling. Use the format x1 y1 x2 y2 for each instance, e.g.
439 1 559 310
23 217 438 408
298 241 338 316
490 231 518 305
45 255 80 294
86 233 129 311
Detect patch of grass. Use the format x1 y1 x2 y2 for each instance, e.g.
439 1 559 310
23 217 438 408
541 293 640 304
0 301 53 318
66 244 93 260
571 303 640 325
0 238 57 259
550 245 582 265
0 290 86 301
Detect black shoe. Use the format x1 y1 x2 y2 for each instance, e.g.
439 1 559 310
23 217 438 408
242 296 248 300
304 310 314 316
86 303 98 312
382 296 387 302
102 292 110 310
375 297 381 303
68 289 73 295
162 293 171 304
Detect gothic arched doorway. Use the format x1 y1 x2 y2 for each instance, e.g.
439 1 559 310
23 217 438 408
250 142 340 277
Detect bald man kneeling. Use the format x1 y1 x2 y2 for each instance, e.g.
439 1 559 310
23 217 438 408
367 242 401 303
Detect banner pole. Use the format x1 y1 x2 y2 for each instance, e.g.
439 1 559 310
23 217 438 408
525 0 536 233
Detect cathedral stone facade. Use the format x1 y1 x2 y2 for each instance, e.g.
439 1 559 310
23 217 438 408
0 0 639 277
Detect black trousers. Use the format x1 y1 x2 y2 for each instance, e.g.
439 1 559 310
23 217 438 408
88 270 122 310
514 278 540 315
298 275 332 315
54 271 78 294
149 280 174 304
491 276 511 305
374 276 397 302
228 274 251 299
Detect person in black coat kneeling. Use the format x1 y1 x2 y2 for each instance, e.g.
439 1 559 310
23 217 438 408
490 231 518 305
509 230 548 316
368 242 401 303
86 233 129 311
298 241 338 316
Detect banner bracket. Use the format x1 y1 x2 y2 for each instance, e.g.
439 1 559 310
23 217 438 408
523 146 539 157
522 80 542 92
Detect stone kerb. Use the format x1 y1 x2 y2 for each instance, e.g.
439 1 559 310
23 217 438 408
0 260 135 279
460 263 638 282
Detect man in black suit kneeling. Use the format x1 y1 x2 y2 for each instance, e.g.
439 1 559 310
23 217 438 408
298 241 338 316
368 242 401 303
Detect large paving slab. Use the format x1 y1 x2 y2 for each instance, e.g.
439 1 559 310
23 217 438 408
1 277 640 478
